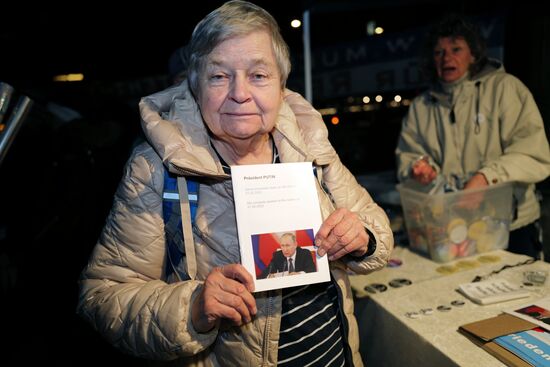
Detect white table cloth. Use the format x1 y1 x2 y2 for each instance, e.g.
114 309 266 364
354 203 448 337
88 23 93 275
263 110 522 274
352 248 545 366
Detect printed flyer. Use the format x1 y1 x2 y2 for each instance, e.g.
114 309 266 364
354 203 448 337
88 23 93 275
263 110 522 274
231 162 330 292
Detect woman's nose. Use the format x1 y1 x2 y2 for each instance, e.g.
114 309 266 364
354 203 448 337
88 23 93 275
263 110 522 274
229 76 252 103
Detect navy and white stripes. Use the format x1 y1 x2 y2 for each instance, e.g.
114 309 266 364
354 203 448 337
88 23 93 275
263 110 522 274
277 281 347 366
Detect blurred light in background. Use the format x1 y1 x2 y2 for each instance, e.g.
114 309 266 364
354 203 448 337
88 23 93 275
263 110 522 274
291 19 301 28
53 73 85 82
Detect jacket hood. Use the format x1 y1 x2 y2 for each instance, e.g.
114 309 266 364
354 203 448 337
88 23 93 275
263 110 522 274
472 58 504 81
139 82 337 178
139 81 226 178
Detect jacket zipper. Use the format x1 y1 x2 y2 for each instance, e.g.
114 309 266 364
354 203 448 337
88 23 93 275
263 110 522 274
262 290 275 366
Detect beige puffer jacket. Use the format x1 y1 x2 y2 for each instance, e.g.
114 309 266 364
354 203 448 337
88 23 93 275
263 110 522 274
396 60 550 230
77 82 393 366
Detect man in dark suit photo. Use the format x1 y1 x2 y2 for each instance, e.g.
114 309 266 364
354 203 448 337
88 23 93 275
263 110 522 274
259 233 316 279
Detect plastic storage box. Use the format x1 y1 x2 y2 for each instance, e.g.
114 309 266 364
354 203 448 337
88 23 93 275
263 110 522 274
396 181 514 263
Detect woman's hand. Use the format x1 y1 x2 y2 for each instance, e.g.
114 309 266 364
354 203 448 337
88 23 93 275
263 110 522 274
412 156 437 185
314 208 369 261
463 172 488 190
191 264 256 333
458 172 489 209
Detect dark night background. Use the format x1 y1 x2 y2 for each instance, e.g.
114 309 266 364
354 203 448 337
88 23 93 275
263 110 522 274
1 1 549 365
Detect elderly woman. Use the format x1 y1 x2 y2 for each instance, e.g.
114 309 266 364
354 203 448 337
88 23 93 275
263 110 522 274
78 1 393 366
395 14 550 258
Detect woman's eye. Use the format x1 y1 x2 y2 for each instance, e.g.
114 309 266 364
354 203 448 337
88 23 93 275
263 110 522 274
252 73 268 80
211 74 226 81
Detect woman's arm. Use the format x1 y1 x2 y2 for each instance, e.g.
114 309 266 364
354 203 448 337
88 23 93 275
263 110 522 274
77 145 217 360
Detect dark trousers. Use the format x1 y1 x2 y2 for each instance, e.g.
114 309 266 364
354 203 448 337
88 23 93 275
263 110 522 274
507 220 543 259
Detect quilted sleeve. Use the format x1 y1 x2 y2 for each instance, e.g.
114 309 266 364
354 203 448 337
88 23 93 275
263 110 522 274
76 144 217 360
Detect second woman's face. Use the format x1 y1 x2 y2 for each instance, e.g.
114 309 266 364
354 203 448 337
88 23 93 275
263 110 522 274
198 31 283 143
433 36 475 83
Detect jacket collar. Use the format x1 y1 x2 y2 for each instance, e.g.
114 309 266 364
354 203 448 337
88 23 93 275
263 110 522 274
139 82 328 177
139 81 227 178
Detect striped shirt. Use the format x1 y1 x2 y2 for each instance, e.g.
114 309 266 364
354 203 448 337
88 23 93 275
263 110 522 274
277 280 348 366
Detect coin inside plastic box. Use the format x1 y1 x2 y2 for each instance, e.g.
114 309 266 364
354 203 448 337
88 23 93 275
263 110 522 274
523 270 548 286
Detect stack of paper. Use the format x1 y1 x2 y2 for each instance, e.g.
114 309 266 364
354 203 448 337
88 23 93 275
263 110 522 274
457 279 531 305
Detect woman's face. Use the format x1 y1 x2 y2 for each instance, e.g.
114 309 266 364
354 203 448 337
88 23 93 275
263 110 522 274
197 31 283 143
433 36 475 83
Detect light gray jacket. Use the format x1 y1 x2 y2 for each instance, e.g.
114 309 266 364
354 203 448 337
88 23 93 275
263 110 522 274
396 60 550 230
77 82 393 366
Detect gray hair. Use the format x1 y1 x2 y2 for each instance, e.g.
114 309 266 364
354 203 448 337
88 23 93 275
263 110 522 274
187 0 291 96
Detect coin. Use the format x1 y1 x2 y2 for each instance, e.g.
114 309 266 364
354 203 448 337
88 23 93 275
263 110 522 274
448 218 467 243
455 260 478 270
449 225 468 244
420 308 434 315
389 278 412 288
468 220 487 240
436 265 459 275
477 255 500 263
364 283 387 294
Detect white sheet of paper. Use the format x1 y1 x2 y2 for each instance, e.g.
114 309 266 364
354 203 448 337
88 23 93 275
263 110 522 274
231 162 330 292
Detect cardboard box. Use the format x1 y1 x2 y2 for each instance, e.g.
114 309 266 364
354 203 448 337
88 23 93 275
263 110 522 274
397 181 514 263
459 313 538 367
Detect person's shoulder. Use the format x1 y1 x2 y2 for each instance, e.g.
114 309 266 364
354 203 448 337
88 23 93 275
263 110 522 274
271 250 283 260
122 141 165 186
485 70 531 95
281 88 339 164
407 89 434 108
282 89 326 134
479 61 525 88
129 141 162 167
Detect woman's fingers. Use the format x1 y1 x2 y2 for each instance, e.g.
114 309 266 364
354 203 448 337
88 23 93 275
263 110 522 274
315 208 369 260
192 264 257 332
413 160 436 184
219 264 255 292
